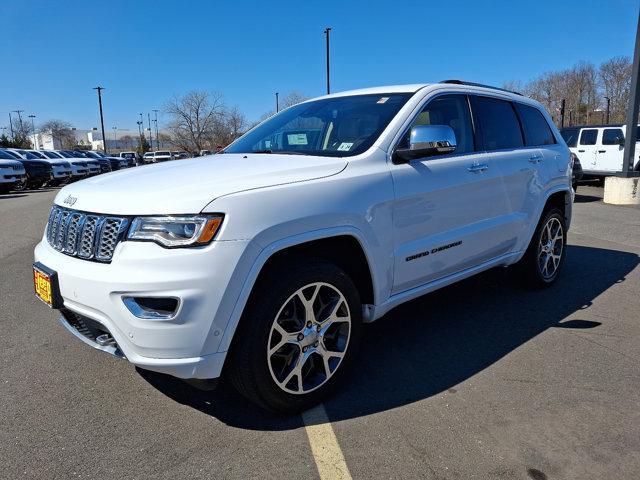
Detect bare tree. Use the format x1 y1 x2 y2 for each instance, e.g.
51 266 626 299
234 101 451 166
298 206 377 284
599 56 632 123
39 119 77 149
164 91 226 153
252 91 309 128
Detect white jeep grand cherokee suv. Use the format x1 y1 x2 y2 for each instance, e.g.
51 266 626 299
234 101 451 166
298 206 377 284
34 81 573 412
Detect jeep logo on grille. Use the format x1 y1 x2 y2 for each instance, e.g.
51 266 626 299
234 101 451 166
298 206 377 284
63 195 77 206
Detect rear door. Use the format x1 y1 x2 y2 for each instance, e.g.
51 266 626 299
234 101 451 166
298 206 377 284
596 127 624 172
577 128 599 172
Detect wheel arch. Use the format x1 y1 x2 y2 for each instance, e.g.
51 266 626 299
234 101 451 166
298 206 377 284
216 227 377 354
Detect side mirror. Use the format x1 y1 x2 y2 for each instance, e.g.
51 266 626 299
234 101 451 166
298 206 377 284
394 125 457 163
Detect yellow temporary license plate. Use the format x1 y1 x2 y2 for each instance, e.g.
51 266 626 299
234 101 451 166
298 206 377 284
33 264 56 307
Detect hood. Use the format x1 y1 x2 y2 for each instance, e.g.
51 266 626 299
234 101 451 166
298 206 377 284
54 153 347 215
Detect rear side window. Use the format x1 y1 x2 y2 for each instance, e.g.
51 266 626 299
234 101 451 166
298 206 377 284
515 104 556 146
560 128 579 147
470 96 523 150
579 129 598 145
602 128 624 145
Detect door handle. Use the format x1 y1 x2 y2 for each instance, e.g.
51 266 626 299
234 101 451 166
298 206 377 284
467 163 488 173
597 150 606 153
578 149 585 153
529 154 543 164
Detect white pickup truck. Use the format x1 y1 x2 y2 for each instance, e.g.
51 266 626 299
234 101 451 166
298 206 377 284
34 81 573 412
560 124 640 179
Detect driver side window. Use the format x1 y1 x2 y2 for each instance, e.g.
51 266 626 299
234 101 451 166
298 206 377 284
399 95 474 155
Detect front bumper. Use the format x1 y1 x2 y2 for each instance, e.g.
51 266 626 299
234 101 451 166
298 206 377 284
34 236 252 379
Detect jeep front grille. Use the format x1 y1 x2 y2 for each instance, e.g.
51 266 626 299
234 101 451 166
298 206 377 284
46 205 129 263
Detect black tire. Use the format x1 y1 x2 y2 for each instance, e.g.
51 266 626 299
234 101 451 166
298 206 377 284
572 182 578 192
227 257 362 413
516 208 566 288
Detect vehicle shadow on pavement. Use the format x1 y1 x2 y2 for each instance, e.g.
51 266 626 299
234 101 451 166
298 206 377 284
574 193 602 203
139 244 639 429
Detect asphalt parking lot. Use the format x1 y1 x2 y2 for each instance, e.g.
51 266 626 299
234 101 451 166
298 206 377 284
1 185 639 480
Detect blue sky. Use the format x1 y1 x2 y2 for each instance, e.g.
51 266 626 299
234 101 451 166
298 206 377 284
0 0 637 131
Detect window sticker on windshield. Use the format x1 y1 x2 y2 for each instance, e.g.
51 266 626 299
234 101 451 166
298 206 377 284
287 133 308 145
377 97 389 104
337 142 353 151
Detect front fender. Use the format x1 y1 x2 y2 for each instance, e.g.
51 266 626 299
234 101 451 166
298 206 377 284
211 226 380 354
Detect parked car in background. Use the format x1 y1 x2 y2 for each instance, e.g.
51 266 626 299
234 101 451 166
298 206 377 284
560 124 640 181
119 151 139 166
34 81 573 412
0 150 26 193
56 151 101 176
39 151 88 181
1 149 53 189
83 151 129 171
571 152 583 191
142 150 173 163
19 149 72 186
199 150 212 156
173 151 190 159
70 151 111 174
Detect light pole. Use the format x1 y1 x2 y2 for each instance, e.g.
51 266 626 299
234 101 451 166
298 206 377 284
113 126 118 151
137 120 143 150
28 114 36 148
93 87 107 154
324 27 332 94
152 109 159 149
604 96 611 124
276 92 279 113
147 113 153 150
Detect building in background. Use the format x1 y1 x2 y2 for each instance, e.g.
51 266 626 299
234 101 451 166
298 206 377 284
30 127 170 151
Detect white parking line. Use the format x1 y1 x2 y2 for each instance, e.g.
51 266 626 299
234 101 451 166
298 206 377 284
302 403 352 480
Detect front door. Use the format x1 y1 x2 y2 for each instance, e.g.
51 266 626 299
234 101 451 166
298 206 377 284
390 94 512 294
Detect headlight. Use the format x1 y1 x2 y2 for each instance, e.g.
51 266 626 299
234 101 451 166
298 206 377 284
127 215 223 248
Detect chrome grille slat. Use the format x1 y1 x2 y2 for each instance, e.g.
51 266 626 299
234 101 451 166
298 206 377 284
45 206 128 263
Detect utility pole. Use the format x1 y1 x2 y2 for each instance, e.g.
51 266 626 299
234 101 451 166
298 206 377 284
559 99 566 128
621 8 640 177
93 86 107 154
147 113 153 150
13 110 24 130
604 96 611 124
276 92 279 113
113 126 118 150
8 113 14 138
153 109 159 149
324 27 332 94
28 114 36 148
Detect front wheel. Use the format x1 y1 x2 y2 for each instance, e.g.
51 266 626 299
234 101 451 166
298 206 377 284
516 208 566 287
228 258 362 413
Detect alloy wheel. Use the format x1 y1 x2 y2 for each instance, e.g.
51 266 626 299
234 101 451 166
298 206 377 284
537 217 564 280
267 282 351 394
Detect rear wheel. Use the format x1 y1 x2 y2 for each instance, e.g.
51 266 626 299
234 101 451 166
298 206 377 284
228 258 362 413
516 208 566 288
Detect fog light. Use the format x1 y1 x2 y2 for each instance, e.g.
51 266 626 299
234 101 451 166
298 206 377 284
123 296 179 319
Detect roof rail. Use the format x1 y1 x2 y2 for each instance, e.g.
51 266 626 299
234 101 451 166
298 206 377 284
439 79 523 96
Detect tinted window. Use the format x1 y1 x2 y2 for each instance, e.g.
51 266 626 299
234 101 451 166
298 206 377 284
579 129 598 145
398 94 474 154
602 128 624 145
515 103 556 146
470 96 523 150
560 128 579 147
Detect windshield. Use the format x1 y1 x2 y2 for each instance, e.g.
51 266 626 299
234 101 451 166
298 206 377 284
28 151 47 159
560 128 579 147
224 93 413 157
42 151 63 158
1 149 21 159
